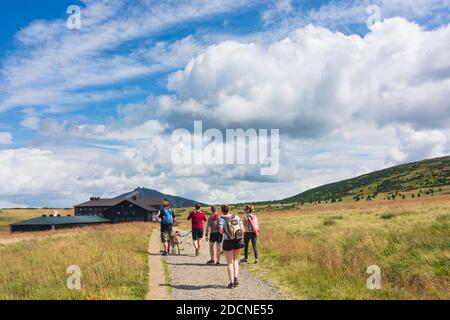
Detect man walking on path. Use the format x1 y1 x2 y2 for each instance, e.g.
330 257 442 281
158 199 175 256
187 204 207 256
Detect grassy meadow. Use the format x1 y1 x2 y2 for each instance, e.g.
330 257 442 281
1 194 449 300
0 215 155 300
243 195 450 299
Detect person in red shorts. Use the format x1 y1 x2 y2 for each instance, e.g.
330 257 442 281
187 204 207 256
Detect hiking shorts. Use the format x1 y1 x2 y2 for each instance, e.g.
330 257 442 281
209 232 223 243
192 227 204 240
160 224 172 243
222 239 244 251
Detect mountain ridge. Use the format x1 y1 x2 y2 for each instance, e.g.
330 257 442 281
280 155 450 204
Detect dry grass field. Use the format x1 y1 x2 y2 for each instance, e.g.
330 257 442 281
1 195 449 300
0 218 155 300
243 195 450 299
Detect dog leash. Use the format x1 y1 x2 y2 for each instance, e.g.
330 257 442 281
179 230 192 238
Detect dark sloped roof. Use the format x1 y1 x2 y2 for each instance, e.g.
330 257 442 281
74 197 162 212
74 197 163 209
100 199 160 213
128 197 163 205
130 197 162 211
74 198 124 207
128 199 160 212
10 215 111 226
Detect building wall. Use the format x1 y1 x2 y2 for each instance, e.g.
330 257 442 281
102 201 157 223
75 206 111 216
10 225 53 233
10 221 110 233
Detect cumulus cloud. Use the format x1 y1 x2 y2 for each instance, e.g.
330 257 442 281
160 18 450 136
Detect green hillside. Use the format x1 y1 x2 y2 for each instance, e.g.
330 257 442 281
282 156 450 204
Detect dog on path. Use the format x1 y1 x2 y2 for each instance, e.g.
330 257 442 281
169 230 183 255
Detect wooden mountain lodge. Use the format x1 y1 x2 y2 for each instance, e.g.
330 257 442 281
9 196 162 233
74 196 161 223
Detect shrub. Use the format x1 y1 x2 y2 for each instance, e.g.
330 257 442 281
323 218 336 226
436 214 450 222
380 213 395 220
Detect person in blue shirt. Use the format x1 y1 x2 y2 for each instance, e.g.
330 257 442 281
158 199 175 256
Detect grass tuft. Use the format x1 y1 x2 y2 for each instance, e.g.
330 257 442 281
436 214 450 222
380 213 395 220
323 218 336 226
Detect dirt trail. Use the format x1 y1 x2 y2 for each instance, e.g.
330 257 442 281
165 230 285 300
146 229 169 300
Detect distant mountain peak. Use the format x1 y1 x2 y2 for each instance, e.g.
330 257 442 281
115 187 206 208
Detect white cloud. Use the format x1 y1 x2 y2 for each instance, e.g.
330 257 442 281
262 0 293 25
0 119 447 207
20 107 41 129
389 126 448 163
160 18 450 136
283 0 450 30
0 132 12 144
0 0 253 113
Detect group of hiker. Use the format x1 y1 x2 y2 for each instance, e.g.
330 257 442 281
158 200 260 289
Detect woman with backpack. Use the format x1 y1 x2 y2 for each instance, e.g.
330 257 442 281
241 205 260 264
218 204 245 289
158 199 175 256
205 206 222 265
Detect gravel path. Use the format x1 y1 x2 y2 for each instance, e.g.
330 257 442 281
166 230 285 300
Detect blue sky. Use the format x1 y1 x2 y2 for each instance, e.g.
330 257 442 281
0 0 449 207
